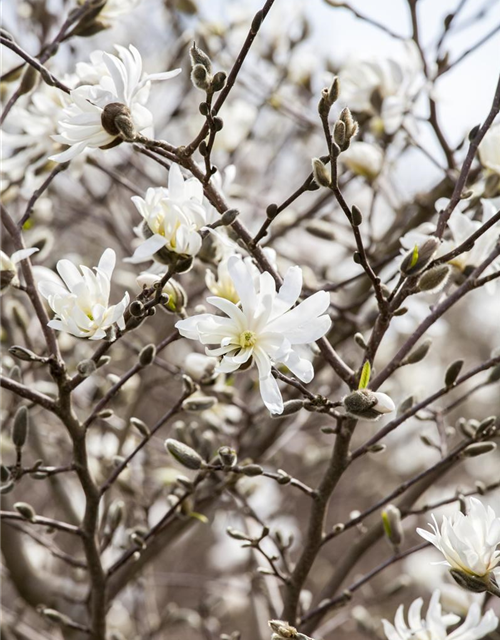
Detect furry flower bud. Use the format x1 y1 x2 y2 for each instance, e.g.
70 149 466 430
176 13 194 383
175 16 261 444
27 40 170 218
382 504 404 547
312 157 331 187
401 238 441 276
344 389 395 421
165 438 204 470
12 406 29 449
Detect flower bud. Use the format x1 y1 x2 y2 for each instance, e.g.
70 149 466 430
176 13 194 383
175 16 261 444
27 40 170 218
77 358 97 378
402 338 432 365
445 359 464 387
218 446 237 468
139 343 156 367
226 526 252 541
339 106 358 143
305 219 336 240
398 395 414 415
107 500 125 530
165 438 204 470
351 205 363 226
41 608 72 626
130 417 150 437
449 569 489 593
271 399 304 418
182 395 217 412
97 355 111 368
14 501 36 521
476 416 497 438
239 464 263 476
191 64 212 91
12 405 29 449
382 504 404 547
487 364 500 383
400 238 441 276
129 300 144 317
311 157 331 188
189 42 212 73
463 442 497 457
9 345 39 362
0 465 11 483
211 71 226 92
220 208 239 226
417 264 451 292
333 120 346 148
18 66 39 96
101 102 136 139
268 620 298 638
344 389 395 421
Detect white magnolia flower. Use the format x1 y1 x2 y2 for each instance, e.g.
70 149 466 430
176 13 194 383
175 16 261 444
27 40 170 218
38 248 129 340
175 255 332 414
339 40 423 134
0 248 39 290
341 141 384 180
417 498 500 578
479 123 500 176
92 0 142 23
51 45 181 163
127 165 216 263
382 589 498 640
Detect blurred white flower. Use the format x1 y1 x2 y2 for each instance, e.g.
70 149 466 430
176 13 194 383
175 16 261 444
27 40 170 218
38 248 129 340
382 589 498 640
339 40 423 134
0 248 39 290
127 164 216 263
417 498 500 578
479 123 500 176
94 0 142 23
341 141 384 180
212 99 257 153
51 45 181 163
175 255 331 414
184 352 219 383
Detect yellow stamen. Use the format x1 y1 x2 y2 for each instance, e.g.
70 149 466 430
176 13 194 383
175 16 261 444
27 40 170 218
239 330 257 348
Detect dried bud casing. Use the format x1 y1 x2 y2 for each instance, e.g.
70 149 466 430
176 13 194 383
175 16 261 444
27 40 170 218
311 157 331 188
139 343 156 367
12 406 29 449
401 238 441 276
417 264 451 292
101 102 135 139
165 438 204 470
382 504 404 547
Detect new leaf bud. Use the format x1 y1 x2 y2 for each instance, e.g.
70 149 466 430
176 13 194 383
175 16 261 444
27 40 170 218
462 442 497 458
165 439 204 470
400 238 441 276
271 399 304 418
445 359 464 387
351 205 363 226
333 120 346 148
139 343 156 367
476 416 497 438
239 464 263 476
12 405 29 449
9 345 39 362
402 338 432 365
218 446 237 468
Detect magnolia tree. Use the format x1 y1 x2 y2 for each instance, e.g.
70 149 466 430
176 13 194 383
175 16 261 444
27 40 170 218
1 0 500 639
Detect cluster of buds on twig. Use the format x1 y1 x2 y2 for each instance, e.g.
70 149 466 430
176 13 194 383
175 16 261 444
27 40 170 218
190 42 226 95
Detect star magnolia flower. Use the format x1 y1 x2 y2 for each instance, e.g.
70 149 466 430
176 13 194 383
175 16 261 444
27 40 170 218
126 164 216 263
50 45 181 163
382 589 498 640
0 248 39 290
38 248 129 340
417 498 500 578
339 40 423 135
175 255 332 414
479 123 500 176
341 141 384 181
87 0 142 23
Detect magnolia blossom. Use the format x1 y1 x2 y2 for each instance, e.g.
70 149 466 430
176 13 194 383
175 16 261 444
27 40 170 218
479 123 500 176
382 590 498 640
92 0 142 23
0 248 39 290
175 255 332 414
341 141 384 180
51 45 181 163
127 164 216 263
417 498 500 578
339 40 423 134
38 248 129 340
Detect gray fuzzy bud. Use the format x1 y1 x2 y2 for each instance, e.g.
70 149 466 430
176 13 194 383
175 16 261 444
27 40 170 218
418 264 451 292
101 102 136 140
12 406 29 449
402 338 432 365
445 359 464 387
191 64 212 91
139 343 156 367
311 157 331 188
218 446 237 468
220 208 239 226
77 358 97 378
211 71 226 92
182 395 217 412
226 526 252 541
398 395 414 415
333 120 346 148
476 416 497 438
271 399 304 418
189 42 212 73
129 300 144 317
165 438 203 470
9 345 39 362
343 389 378 418
239 464 263 476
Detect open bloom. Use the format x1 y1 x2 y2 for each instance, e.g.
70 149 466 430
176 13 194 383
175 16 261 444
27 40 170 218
0 248 39 290
417 498 500 578
50 45 181 163
175 255 332 414
38 248 129 340
382 589 498 640
339 40 423 135
126 165 216 264
479 123 500 176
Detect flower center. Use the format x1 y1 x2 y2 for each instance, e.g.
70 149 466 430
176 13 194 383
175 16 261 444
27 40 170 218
239 330 257 349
